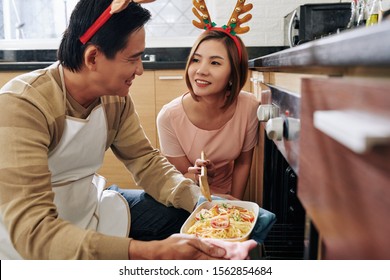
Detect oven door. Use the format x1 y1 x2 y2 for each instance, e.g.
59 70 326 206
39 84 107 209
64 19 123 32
257 83 319 260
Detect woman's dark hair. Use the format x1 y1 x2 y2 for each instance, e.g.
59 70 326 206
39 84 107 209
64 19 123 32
184 30 249 109
58 0 151 72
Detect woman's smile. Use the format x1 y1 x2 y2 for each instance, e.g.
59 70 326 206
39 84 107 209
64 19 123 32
195 79 211 87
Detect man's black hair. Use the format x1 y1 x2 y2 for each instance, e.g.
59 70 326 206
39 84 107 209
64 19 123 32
58 0 151 72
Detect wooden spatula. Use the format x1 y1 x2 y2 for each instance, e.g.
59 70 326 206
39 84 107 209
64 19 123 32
199 151 212 202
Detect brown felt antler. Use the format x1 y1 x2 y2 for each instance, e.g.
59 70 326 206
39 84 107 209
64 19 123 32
191 0 253 34
227 0 253 34
192 0 212 29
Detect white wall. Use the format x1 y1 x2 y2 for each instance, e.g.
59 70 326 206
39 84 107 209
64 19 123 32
0 0 352 49
212 0 351 47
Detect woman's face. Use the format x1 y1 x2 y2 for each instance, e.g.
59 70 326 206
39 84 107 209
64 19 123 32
188 39 231 98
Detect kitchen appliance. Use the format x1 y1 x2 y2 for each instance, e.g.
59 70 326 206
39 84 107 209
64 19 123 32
284 3 352 47
256 84 318 259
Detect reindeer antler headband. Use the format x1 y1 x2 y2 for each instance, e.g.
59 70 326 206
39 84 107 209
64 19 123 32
192 0 253 61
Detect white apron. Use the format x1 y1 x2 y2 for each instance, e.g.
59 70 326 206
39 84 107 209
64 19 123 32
0 64 130 259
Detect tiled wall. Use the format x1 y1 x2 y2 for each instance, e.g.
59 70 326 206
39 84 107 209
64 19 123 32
213 0 351 46
0 1 3 39
0 0 352 48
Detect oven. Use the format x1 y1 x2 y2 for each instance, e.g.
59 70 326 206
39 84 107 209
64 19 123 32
255 83 318 260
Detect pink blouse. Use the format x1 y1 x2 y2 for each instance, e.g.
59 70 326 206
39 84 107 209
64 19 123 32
157 91 259 194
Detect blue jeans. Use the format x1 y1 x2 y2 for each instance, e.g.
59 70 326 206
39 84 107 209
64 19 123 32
107 185 190 241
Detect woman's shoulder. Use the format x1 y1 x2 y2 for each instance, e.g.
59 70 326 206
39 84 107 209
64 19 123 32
157 94 186 121
161 94 186 111
237 90 259 108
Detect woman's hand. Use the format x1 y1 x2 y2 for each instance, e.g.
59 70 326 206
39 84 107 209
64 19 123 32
202 238 257 260
187 158 216 185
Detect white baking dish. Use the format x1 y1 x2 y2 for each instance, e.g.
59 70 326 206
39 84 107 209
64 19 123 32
180 200 259 242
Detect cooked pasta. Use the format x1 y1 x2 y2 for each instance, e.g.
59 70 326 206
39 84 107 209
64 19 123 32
186 203 256 239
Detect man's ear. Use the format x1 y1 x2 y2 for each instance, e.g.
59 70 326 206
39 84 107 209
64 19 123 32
83 45 99 70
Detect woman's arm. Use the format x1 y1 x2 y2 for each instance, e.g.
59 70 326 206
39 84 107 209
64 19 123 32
230 149 255 200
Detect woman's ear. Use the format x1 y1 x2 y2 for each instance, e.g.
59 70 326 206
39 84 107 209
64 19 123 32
83 45 99 70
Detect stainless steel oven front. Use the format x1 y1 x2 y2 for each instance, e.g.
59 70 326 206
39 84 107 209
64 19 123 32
256 83 318 260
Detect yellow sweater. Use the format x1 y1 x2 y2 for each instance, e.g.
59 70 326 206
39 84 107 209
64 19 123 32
0 63 199 259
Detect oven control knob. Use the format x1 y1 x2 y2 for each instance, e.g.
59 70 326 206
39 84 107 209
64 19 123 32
265 117 284 140
257 105 279 122
283 117 300 140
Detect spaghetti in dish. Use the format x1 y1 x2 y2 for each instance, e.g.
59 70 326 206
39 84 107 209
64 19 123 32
186 203 256 240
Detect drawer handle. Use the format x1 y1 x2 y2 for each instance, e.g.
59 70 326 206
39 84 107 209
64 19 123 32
158 76 183 80
313 110 390 154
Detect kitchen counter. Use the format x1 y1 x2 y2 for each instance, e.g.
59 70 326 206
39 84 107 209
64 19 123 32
249 20 390 73
0 47 189 70
0 60 187 71
0 47 285 71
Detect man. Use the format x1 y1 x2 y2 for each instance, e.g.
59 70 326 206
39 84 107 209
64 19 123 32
0 0 259 259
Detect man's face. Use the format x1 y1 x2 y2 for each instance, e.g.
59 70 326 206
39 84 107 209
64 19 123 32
95 27 146 97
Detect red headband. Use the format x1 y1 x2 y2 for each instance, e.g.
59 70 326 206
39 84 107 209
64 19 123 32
80 6 112 45
192 0 253 62
206 27 242 62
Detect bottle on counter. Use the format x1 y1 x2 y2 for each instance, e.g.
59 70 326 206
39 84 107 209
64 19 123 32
366 0 380 26
347 0 358 28
379 0 390 22
356 0 368 26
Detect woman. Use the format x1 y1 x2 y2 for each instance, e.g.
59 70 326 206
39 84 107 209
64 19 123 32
157 30 259 200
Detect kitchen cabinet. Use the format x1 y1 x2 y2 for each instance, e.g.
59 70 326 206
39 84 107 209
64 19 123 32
0 71 25 87
154 70 188 148
299 77 390 259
